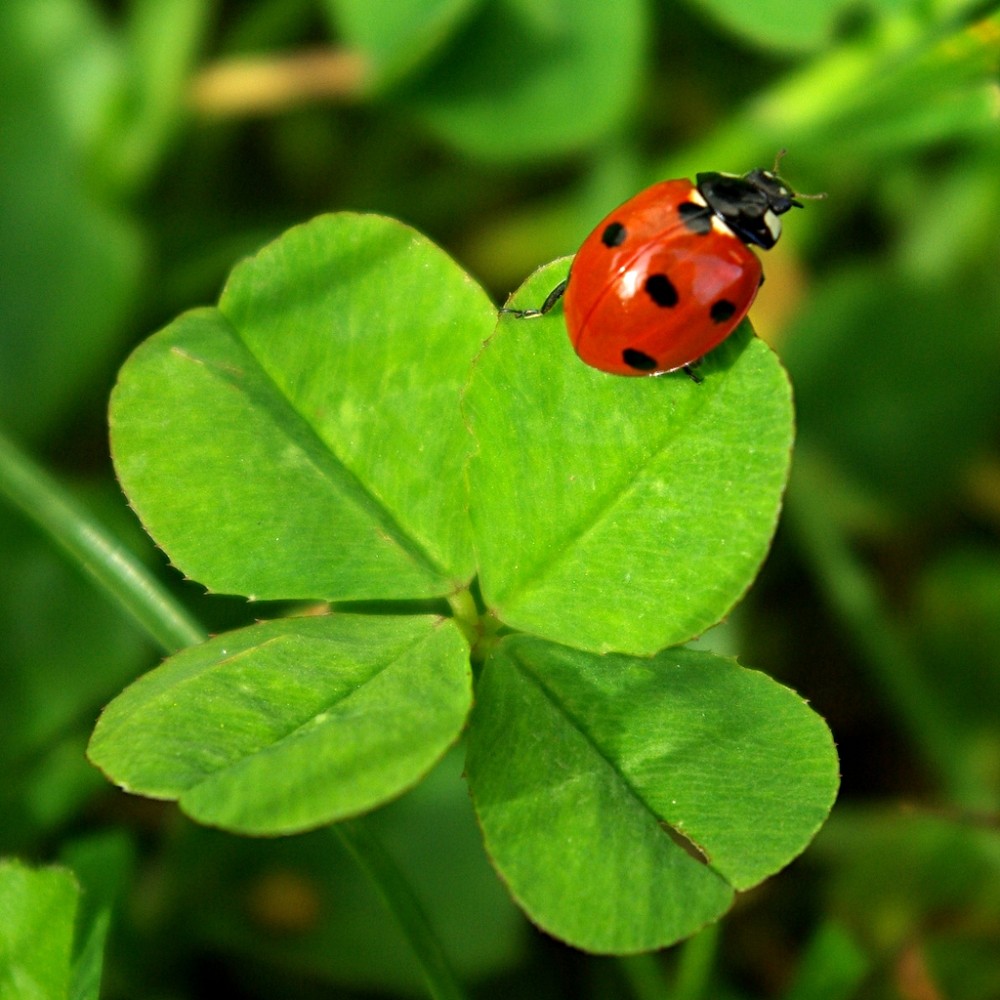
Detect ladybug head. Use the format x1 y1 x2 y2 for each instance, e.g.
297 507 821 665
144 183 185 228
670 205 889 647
696 160 813 250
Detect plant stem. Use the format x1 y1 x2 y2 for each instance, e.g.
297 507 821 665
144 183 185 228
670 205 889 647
671 923 719 1000
446 587 479 641
615 925 718 1000
616 953 669 999
334 818 469 1000
0 427 204 653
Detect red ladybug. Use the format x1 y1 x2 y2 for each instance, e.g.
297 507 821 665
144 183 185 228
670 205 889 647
508 155 818 379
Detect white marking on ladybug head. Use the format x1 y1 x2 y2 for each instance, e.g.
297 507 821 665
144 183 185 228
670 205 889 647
711 215 733 236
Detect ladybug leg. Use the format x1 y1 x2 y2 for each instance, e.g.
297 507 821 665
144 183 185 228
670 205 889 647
501 278 568 318
682 363 704 384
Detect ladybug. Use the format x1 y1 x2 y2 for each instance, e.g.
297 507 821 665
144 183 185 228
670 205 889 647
506 153 819 380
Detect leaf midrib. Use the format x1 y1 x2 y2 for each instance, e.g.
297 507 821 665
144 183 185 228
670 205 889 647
202 313 453 587
506 645 730 883
492 378 723 609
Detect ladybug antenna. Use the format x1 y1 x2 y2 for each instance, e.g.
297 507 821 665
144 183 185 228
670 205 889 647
771 149 828 203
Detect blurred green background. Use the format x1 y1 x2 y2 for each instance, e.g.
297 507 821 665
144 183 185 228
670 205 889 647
1 0 999 997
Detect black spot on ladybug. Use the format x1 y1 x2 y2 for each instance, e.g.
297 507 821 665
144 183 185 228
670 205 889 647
710 299 737 323
601 222 627 247
678 202 712 236
623 348 658 371
644 274 679 308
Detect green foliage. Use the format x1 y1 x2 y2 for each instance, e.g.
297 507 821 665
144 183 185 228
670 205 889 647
110 215 489 601
469 261 793 654
60 834 132 1000
467 637 837 951
92 211 833 954
688 0 851 51
0 0 142 442
322 0 477 89
392 0 648 161
0 839 127 1000
0 860 81 999
158 751 524 994
784 258 1000 511
1 0 999 996
782 921 870 1000
90 615 472 835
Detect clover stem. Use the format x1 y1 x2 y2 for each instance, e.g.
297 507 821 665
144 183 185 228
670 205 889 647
335 818 469 1000
446 587 480 647
0 428 204 654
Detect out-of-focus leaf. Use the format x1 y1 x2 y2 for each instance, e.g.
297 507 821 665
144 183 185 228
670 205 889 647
0 859 80 1000
61 833 134 1000
783 264 1000 508
398 0 647 162
322 0 478 89
0 0 142 441
684 0 849 52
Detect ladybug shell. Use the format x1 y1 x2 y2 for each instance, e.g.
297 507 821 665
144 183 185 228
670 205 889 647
563 179 763 376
